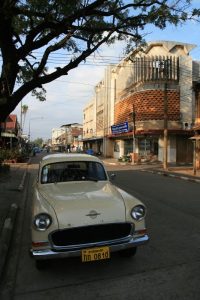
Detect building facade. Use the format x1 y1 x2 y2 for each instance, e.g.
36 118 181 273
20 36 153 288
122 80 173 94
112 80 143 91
83 41 200 165
83 66 114 156
52 123 83 152
0 114 19 148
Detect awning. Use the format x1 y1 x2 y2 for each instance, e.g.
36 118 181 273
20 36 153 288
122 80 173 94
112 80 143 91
82 137 103 142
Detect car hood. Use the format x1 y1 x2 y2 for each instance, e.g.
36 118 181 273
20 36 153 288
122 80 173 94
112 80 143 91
38 181 126 229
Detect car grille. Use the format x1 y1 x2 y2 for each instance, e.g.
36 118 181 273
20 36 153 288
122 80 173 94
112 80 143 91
50 223 133 248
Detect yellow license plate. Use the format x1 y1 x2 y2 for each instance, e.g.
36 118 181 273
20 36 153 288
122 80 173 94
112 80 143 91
81 246 110 262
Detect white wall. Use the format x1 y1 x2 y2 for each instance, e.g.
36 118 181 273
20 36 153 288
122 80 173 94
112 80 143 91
179 56 193 127
52 128 66 145
158 136 176 163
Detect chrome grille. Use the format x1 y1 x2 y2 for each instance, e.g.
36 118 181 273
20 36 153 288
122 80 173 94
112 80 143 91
50 223 133 247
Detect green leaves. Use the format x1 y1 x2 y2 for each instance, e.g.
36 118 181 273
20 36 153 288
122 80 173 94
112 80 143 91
0 0 198 121
31 87 47 102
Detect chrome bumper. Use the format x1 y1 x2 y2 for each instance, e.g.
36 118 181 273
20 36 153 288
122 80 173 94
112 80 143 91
30 234 149 260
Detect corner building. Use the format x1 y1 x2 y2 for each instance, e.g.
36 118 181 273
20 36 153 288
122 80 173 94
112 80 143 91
83 41 200 164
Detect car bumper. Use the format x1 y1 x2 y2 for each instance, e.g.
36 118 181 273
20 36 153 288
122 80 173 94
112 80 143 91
30 234 149 260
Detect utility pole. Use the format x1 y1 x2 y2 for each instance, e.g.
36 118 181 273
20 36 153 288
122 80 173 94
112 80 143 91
131 104 136 165
20 101 23 136
163 59 169 170
28 117 43 142
192 138 197 176
163 81 168 170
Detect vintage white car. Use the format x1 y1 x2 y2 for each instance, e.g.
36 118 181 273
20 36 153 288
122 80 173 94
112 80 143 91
30 153 149 268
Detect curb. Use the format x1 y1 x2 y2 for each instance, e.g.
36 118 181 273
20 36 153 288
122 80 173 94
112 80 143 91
140 169 200 184
18 161 30 191
0 203 18 279
104 162 118 166
18 169 27 191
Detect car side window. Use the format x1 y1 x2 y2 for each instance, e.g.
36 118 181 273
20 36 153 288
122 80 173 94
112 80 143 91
95 163 107 180
42 166 48 183
41 165 61 183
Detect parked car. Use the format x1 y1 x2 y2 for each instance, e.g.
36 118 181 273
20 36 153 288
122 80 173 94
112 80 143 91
32 146 41 155
30 153 149 269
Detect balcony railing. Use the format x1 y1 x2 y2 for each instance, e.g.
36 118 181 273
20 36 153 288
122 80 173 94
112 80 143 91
129 56 179 84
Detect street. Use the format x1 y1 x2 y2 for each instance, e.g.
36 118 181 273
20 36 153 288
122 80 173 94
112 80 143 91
1 154 200 300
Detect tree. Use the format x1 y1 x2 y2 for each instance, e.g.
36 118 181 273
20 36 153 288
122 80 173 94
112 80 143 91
21 104 28 133
0 0 197 121
32 138 44 147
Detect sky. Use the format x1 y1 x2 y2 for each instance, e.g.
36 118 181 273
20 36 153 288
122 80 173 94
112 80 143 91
14 4 200 141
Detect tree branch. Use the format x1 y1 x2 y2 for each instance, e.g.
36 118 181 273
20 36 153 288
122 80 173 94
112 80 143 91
34 32 74 77
12 30 114 102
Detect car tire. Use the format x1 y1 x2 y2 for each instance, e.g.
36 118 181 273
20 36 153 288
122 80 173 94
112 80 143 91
119 247 137 257
35 260 48 270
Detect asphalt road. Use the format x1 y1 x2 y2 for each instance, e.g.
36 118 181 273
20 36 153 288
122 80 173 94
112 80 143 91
1 155 200 300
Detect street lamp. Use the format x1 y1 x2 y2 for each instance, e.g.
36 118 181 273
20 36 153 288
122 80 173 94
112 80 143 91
28 117 43 141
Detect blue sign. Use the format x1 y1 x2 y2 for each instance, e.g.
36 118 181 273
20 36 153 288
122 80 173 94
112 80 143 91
111 122 129 134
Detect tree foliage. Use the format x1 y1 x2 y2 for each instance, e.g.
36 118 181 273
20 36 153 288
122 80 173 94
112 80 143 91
32 137 44 147
0 0 198 121
21 104 28 132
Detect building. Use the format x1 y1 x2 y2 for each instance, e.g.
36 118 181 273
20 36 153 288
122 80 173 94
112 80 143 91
52 123 83 152
83 40 200 166
83 66 114 155
0 114 19 148
52 127 67 146
83 98 96 149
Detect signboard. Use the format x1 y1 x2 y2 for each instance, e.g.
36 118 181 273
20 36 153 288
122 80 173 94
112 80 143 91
1 132 16 138
111 122 129 135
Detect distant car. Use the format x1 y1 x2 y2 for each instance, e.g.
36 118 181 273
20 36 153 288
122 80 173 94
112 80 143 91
30 154 149 269
86 148 94 155
33 146 41 154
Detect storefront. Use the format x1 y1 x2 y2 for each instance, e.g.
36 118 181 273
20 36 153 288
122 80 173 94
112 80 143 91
0 132 19 149
137 136 158 159
111 132 159 162
83 137 103 155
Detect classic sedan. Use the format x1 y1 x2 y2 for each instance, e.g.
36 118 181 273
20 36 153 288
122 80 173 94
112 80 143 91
30 153 149 268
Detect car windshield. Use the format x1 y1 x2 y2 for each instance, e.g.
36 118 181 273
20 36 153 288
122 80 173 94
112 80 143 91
41 161 107 184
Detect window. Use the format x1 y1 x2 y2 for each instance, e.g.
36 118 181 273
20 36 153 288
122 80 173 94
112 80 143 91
124 140 133 155
41 161 107 183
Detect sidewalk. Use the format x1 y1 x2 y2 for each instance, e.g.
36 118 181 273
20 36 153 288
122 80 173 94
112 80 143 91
102 158 200 182
0 162 28 279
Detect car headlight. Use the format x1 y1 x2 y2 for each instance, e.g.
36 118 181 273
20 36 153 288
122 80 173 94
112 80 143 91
131 205 146 221
34 213 52 231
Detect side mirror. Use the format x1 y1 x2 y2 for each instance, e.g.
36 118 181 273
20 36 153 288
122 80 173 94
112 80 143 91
110 173 116 180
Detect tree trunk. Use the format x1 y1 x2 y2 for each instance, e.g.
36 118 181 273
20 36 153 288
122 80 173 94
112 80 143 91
0 96 20 122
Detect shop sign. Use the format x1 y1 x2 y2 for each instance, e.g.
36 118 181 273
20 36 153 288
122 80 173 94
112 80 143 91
111 122 129 134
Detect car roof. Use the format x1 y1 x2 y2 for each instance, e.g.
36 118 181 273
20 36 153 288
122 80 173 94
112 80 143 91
40 153 103 167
